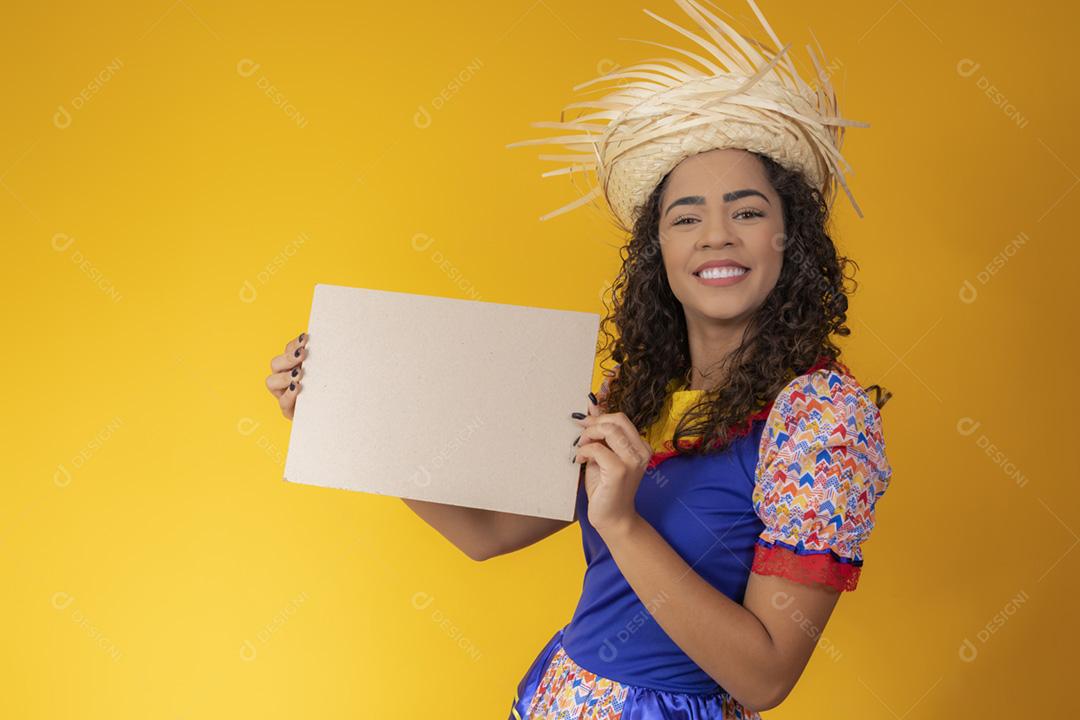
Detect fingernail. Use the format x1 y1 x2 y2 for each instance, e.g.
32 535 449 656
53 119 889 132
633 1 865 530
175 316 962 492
571 412 586 420
572 434 580 446
299 333 305 342
588 392 598 405
289 382 296 391
294 348 301 357
291 368 298 377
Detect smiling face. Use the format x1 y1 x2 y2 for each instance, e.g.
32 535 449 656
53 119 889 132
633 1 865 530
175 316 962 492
658 148 786 331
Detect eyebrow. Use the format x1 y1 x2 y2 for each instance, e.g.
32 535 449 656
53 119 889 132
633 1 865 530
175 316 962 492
663 189 771 218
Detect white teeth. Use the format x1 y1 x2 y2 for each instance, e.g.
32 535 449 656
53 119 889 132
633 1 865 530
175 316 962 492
697 266 747 279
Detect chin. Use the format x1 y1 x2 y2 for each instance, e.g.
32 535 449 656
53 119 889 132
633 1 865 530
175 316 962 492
695 304 748 322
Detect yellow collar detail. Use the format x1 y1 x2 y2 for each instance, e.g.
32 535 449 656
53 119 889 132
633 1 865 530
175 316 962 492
642 378 706 455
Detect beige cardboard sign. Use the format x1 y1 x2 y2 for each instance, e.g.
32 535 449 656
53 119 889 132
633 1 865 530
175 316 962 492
283 283 600 521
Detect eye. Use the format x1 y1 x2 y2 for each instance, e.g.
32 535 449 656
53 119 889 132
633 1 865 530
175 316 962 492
674 209 764 225
734 208 765 220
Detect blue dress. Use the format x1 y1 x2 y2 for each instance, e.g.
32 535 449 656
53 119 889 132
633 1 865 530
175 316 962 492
508 359 893 719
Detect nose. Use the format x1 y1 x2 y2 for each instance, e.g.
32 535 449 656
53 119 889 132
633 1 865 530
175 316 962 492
695 217 737 249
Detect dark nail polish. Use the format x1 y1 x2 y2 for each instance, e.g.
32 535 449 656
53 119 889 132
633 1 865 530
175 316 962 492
289 382 296 391
291 368 298 377
299 333 305 342
588 392 598 405
294 348 301 357
571 412 586 420
572 434 580 446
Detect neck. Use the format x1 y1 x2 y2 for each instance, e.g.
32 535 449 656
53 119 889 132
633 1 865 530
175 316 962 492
683 312 751 392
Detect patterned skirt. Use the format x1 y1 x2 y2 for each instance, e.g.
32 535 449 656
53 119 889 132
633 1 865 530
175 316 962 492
508 625 762 719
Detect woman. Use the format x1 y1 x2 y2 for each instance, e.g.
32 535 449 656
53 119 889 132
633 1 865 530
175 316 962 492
265 0 895 716
509 0 896 712
505 145 892 719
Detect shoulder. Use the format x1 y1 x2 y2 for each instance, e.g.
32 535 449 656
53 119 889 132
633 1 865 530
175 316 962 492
750 361 894 590
759 361 888 467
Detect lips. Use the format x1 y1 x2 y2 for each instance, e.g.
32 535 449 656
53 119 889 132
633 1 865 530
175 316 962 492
695 267 750 281
694 264 750 286
692 260 749 275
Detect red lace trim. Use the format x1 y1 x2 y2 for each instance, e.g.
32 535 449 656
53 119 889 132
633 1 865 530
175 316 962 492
751 543 861 592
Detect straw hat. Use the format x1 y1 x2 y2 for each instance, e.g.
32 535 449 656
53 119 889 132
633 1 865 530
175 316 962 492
506 0 869 233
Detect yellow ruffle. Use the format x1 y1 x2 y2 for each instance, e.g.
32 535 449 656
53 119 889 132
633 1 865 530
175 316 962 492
642 378 706 455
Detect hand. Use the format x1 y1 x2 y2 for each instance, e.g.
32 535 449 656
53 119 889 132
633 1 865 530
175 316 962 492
265 332 308 419
572 401 651 537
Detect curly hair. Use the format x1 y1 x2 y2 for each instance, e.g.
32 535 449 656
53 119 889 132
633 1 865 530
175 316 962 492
596 150 892 458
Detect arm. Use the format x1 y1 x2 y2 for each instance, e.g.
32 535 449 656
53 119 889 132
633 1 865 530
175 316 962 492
402 486 577 562
400 498 505 562
270 333 578 561
485 465 585 558
486 503 576 558
574 368 888 711
404 374 601 560
601 516 838 712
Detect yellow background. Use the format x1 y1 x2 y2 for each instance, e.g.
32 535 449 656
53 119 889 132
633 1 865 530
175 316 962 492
3 0 1076 717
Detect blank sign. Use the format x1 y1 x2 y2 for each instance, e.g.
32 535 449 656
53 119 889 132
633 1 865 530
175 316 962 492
283 283 600 521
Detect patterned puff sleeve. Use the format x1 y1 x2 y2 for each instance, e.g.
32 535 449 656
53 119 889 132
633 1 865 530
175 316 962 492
751 367 893 592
